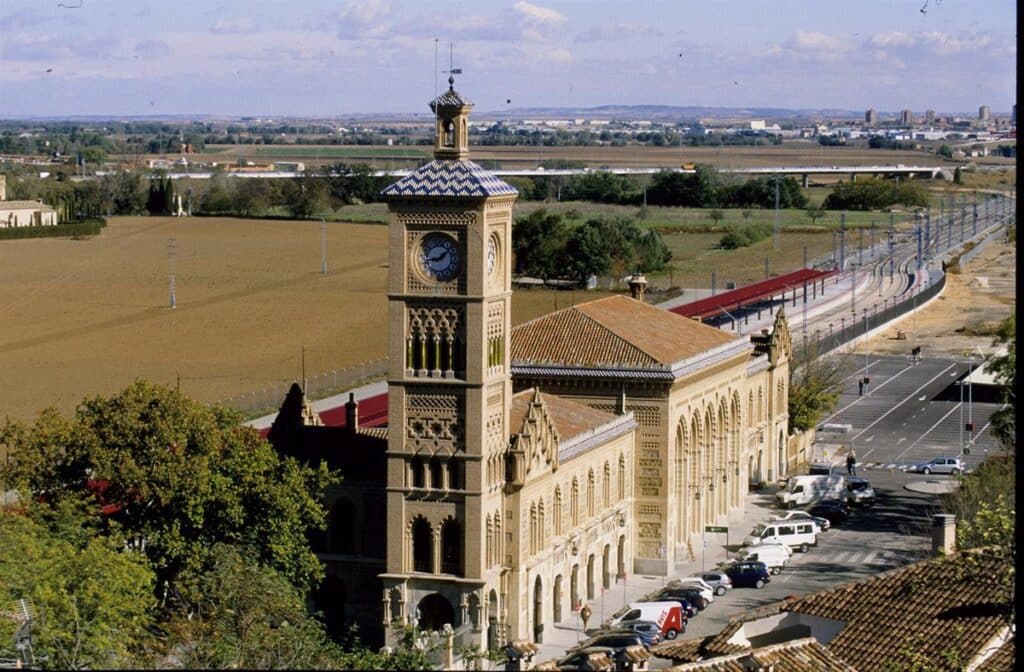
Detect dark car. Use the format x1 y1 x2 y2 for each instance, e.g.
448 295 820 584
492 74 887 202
651 587 708 611
568 631 645 656
611 619 665 647
641 593 697 619
807 499 849 524
722 560 771 589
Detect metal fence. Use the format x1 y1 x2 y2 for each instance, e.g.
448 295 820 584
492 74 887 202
214 357 388 418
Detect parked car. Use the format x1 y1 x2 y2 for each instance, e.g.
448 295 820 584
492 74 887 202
555 646 617 670
722 560 771 589
611 619 665 647
665 579 715 604
695 571 733 596
745 520 818 553
806 500 849 525
568 631 645 655
640 592 697 618
603 601 687 637
770 509 830 531
908 456 965 475
846 477 876 506
735 544 790 575
651 586 709 611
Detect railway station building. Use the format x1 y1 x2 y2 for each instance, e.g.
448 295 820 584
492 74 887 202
268 83 794 651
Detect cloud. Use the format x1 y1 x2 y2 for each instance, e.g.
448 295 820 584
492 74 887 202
512 1 566 25
788 31 842 52
335 0 391 39
574 23 662 43
870 31 916 48
210 18 260 34
134 40 173 59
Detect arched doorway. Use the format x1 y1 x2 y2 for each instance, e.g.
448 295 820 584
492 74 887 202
440 518 461 575
570 564 579 610
553 575 563 622
617 536 626 579
778 430 786 478
586 554 595 600
602 545 611 590
486 589 500 651
533 576 544 643
417 593 455 632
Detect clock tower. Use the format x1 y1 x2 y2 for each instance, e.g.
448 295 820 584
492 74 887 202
379 78 518 646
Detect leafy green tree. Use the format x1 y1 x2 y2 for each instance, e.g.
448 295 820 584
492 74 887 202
564 221 612 283
199 174 233 214
158 544 344 670
0 504 156 669
100 171 147 215
283 173 329 219
938 144 954 158
512 209 569 278
788 344 851 433
707 208 725 227
985 314 1015 450
0 381 336 599
805 206 826 226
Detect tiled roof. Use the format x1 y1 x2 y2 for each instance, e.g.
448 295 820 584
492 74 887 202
0 200 56 211
380 160 517 198
977 636 1015 671
511 295 741 370
655 548 1013 672
666 638 856 672
510 388 620 444
430 87 473 110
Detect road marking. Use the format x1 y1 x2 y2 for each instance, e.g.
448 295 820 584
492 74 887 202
864 435 874 443
895 403 960 462
864 551 880 564
856 361 960 459
896 437 906 445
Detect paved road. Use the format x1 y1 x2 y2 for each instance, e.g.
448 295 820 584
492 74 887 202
817 354 1003 471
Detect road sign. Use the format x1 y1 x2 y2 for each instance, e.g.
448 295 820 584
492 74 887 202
705 525 728 533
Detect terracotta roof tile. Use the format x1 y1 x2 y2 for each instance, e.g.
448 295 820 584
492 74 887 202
510 388 620 443
666 638 857 672
511 295 741 369
977 636 1015 671
658 548 1012 672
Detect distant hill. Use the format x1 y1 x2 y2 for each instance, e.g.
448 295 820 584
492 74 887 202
475 104 867 122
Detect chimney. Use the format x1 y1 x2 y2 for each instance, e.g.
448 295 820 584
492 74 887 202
932 513 956 556
628 272 648 301
345 392 359 433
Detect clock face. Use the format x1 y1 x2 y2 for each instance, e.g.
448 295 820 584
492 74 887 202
487 236 498 276
418 233 461 282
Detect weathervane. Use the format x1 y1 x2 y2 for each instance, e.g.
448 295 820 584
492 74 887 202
444 41 461 90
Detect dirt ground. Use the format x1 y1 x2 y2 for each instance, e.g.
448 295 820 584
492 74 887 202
0 216 614 421
859 232 1016 359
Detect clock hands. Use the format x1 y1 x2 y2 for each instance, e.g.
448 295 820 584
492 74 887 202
426 249 449 264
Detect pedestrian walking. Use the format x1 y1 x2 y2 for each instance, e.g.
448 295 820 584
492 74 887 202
846 451 857 476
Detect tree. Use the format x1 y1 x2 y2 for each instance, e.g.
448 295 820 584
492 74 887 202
707 209 725 227
563 221 611 283
512 209 568 278
741 209 752 223
158 544 344 670
0 503 156 669
788 344 852 433
938 144 954 159
805 206 826 227
0 381 336 599
985 314 1015 450
283 173 329 219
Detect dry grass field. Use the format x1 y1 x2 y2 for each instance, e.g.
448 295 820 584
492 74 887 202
0 216 615 421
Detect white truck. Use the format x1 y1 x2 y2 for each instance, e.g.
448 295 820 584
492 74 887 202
776 475 847 509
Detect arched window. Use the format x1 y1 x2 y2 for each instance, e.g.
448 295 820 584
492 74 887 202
411 456 425 488
430 456 443 490
748 391 754 427
587 469 595 518
571 478 579 527
440 518 461 574
330 498 356 554
603 462 611 506
447 459 461 490
529 502 538 555
553 487 563 536
538 499 546 549
485 514 493 566
494 509 502 565
618 454 626 500
757 387 764 423
412 516 432 573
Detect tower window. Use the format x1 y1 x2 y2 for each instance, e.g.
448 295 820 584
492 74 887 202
444 120 455 147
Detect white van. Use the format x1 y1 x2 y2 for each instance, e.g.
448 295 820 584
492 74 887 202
735 544 790 575
601 601 685 640
745 520 818 553
776 475 846 509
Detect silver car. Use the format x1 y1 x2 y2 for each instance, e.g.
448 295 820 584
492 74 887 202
694 571 733 596
769 509 830 531
909 456 965 475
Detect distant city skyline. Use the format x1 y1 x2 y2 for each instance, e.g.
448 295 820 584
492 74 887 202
0 0 1016 118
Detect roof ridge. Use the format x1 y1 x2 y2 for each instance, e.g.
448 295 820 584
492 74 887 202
577 295 676 364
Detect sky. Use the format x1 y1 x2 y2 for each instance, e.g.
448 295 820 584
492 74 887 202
0 0 1016 118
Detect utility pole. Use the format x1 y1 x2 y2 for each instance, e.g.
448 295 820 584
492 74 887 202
839 212 846 271
168 238 176 308
321 217 327 274
773 175 780 250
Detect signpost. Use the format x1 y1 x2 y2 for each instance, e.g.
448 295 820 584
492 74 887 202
705 526 729 569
